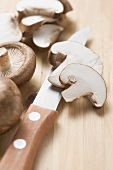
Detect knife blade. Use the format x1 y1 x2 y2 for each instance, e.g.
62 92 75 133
33 27 91 110
0 28 90 170
68 27 91 45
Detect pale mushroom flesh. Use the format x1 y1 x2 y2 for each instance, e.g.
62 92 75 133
21 15 58 32
22 15 47 26
60 63 107 107
59 0 73 13
16 0 64 18
48 41 103 88
33 24 63 48
0 13 22 43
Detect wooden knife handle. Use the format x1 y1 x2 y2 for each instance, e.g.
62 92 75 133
0 104 58 170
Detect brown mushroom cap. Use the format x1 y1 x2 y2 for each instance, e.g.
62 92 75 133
0 77 23 135
0 42 36 86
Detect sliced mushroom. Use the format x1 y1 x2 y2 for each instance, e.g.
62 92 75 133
21 14 67 34
0 42 36 86
55 14 68 27
60 63 107 107
0 13 22 43
21 15 57 33
0 77 23 135
16 0 64 19
48 41 103 88
33 24 63 49
59 0 73 13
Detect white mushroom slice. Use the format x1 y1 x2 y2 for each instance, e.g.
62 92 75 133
21 15 57 32
16 0 64 18
22 15 46 26
33 24 63 48
58 0 73 13
0 13 22 43
48 41 103 88
60 64 106 107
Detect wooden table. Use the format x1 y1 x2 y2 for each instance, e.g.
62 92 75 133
0 0 113 170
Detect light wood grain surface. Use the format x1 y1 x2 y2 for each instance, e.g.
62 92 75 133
0 0 112 170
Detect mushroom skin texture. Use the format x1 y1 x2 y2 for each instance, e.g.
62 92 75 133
48 41 103 88
16 0 64 19
60 64 107 108
0 42 36 86
0 13 22 43
0 77 23 135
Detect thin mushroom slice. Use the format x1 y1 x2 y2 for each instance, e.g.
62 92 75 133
0 42 36 86
33 24 64 49
16 0 64 18
60 64 107 107
0 13 22 43
21 15 47 32
59 0 73 13
21 15 57 33
48 41 103 88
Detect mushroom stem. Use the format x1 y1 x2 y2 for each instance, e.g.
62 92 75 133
48 57 71 88
0 47 11 72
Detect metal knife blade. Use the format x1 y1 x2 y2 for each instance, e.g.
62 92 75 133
33 27 91 110
0 27 91 170
68 27 91 45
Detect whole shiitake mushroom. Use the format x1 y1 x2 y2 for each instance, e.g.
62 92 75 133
0 77 23 135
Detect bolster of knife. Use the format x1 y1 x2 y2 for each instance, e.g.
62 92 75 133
0 104 58 170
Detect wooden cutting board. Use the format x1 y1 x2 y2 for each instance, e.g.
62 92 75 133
0 0 113 170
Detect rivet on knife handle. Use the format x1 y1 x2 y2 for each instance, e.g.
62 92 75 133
0 104 58 170
0 28 91 170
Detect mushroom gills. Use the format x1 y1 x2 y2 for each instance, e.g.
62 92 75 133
33 24 64 48
0 42 36 86
0 13 22 43
16 0 64 18
48 41 103 88
0 47 25 77
60 63 106 107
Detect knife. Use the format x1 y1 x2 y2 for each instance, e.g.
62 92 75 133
0 27 90 170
